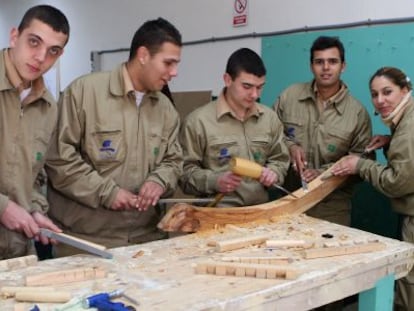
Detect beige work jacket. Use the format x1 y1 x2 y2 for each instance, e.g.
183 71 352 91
179 91 290 206
0 49 56 216
275 81 372 214
275 81 372 170
46 64 183 247
357 98 414 216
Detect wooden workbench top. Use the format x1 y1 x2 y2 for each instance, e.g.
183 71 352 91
2 214 414 311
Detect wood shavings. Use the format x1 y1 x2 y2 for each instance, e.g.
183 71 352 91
132 250 145 258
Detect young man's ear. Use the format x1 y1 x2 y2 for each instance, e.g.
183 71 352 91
223 73 232 87
136 46 150 65
9 28 19 48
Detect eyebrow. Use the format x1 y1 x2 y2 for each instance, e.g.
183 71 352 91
28 33 65 50
242 82 266 88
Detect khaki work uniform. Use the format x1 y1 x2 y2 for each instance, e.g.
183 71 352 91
275 81 372 226
46 64 183 254
0 49 57 259
357 99 414 310
180 90 290 206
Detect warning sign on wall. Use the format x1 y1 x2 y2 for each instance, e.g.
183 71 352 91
233 0 248 27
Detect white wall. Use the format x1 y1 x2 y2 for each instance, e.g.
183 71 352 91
1 0 413 95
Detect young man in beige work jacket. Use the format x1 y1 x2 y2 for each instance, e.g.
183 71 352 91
0 5 70 259
274 36 372 226
45 18 183 256
180 48 290 207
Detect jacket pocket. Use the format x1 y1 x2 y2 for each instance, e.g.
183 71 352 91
323 126 351 158
207 137 240 168
148 131 168 168
89 129 126 171
283 116 305 143
250 135 270 165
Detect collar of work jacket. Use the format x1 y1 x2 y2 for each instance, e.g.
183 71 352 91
297 80 349 115
215 88 264 121
391 96 414 130
0 48 53 106
109 63 159 102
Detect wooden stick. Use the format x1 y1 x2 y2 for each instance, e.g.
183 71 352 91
221 255 291 265
214 235 269 252
1 286 54 298
15 291 71 303
266 239 308 248
303 242 386 259
195 261 300 279
25 266 107 286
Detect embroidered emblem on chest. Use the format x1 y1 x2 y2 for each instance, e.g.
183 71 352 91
99 140 117 159
218 147 231 165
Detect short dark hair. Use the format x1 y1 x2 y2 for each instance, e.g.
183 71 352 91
225 48 266 80
369 67 412 91
18 5 70 44
310 36 345 63
129 17 182 60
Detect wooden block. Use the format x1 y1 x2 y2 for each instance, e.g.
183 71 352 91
339 240 354 246
303 242 387 259
216 265 226 276
15 291 71 303
195 262 300 280
266 268 277 279
245 266 256 277
0 255 37 271
323 241 340 248
235 266 245 277
256 266 267 279
215 235 269 252
25 266 107 286
195 263 207 274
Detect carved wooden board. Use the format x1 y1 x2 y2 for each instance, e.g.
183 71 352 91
158 171 347 232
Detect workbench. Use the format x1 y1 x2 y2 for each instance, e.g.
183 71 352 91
1 214 414 311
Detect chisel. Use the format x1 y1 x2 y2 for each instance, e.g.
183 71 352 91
271 184 298 198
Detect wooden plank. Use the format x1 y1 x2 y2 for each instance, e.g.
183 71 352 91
303 242 387 259
221 256 291 265
265 239 308 248
214 235 269 252
25 267 107 286
157 163 347 232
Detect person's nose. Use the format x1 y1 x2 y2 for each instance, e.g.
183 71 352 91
34 47 47 63
376 94 385 105
252 87 262 100
169 64 178 78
